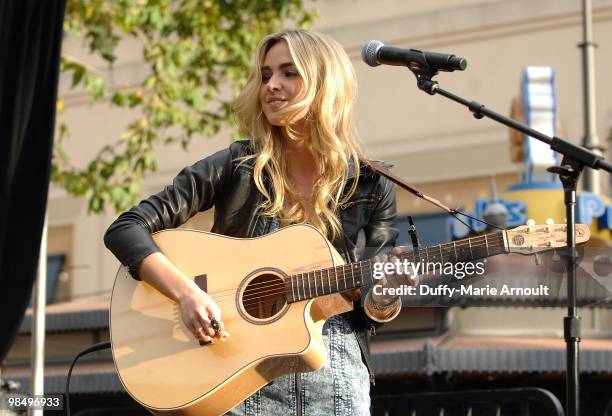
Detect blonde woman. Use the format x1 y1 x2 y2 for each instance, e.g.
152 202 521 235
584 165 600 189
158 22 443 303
105 29 405 415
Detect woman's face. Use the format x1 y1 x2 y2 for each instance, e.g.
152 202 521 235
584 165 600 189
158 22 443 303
259 41 307 127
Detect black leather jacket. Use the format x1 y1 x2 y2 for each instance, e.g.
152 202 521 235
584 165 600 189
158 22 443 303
104 139 399 380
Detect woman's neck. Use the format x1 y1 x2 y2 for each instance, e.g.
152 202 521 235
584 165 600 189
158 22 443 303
280 122 314 167
284 138 316 180
281 134 317 220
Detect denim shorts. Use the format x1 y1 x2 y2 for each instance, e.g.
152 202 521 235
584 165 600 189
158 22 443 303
225 314 370 416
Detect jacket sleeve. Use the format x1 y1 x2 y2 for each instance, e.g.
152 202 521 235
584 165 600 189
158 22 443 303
103 145 234 278
363 175 399 259
360 175 401 326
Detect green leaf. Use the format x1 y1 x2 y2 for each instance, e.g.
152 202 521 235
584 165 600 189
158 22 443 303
111 92 127 106
71 65 86 87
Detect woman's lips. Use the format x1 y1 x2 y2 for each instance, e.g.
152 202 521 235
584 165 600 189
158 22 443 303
266 98 287 109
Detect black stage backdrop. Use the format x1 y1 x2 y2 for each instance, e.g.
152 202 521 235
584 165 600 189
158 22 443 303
0 0 67 362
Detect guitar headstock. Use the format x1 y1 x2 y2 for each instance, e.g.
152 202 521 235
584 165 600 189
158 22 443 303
506 223 590 255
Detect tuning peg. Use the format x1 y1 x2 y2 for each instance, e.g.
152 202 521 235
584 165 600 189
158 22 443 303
534 253 542 266
545 218 554 232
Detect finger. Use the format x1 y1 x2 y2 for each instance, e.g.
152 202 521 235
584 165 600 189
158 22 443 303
205 300 221 319
190 322 212 343
406 273 419 287
375 254 388 263
204 304 229 340
183 312 198 340
197 326 213 343
210 317 221 333
196 309 216 338
204 320 216 338
188 323 200 340
212 318 230 341
206 303 223 330
210 316 231 340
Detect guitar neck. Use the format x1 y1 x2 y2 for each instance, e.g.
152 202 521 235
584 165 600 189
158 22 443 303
286 230 508 303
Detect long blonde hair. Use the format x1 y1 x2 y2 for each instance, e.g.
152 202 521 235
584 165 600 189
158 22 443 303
233 29 363 240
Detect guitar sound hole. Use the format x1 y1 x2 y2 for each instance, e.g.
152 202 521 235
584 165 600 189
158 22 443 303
242 273 287 320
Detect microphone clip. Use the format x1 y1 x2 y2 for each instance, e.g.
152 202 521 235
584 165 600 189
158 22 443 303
416 76 439 95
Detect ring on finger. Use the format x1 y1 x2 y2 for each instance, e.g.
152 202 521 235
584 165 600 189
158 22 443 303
210 317 222 333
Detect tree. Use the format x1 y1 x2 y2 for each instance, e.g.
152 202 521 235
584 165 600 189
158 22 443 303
54 0 317 212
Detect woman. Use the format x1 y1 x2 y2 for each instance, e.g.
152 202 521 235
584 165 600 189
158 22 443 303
105 29 404 415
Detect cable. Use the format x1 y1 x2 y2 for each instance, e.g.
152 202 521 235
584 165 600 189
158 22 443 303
65 341 111 416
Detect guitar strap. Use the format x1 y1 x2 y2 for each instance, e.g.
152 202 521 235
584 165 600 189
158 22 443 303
364 158 503 233
364 159 462 249
364 158 455 216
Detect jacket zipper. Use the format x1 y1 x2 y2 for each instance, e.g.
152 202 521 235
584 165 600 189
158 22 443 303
295 372 302 416
365 324 377 386
245 206 259 237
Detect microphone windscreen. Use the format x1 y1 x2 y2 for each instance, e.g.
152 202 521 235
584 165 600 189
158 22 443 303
361 40 384 67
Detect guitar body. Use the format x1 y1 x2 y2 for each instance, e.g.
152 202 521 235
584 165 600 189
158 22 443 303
110 224 353 416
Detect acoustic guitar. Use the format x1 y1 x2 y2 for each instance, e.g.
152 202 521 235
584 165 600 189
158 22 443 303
110 223 590 415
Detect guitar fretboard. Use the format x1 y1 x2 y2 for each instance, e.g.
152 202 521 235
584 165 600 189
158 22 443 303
285 231 507 303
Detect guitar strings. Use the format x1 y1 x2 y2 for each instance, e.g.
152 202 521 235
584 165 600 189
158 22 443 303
204 239 506 301
238 246 487 310
208 241 508 309
224 246 507 307
202 241 508 307
213 236 504 298
239 246 504 309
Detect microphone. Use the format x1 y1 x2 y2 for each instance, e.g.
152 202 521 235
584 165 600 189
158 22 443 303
361 40 467 73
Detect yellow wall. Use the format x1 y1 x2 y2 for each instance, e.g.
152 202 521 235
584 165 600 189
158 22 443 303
501 189 612 240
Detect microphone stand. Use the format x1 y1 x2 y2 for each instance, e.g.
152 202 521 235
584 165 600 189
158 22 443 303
412 70 612 416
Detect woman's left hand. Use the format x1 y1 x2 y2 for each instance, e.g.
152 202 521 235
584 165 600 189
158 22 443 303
369 246 418 306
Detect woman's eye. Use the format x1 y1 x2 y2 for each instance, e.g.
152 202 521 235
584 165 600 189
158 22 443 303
261 73 271 82
285 71 299 77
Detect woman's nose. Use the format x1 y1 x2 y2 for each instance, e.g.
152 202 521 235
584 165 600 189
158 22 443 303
266 73 281 91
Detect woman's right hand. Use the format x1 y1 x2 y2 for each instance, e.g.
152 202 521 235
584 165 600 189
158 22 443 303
178 286 229 343
136 252 230 344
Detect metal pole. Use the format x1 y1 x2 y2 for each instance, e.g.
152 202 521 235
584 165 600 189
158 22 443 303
29 214 47 416
580 0 602 193
564 188 580 416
